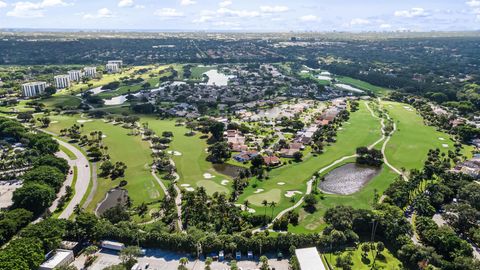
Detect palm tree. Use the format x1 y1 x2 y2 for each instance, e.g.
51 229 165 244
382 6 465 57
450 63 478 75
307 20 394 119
269 201 277 219
205 257 213 270
178 257 189 270
262 200 268 216
243 200 250 211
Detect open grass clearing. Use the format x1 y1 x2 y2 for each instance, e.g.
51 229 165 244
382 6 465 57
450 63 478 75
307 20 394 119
336 76 391 96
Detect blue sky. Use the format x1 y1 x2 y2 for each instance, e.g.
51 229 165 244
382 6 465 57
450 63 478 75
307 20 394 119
0 0 479 31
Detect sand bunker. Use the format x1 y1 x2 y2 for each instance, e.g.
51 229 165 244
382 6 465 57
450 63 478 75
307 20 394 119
221 180 230 186
442 144 449 148
180 184 191 187
403 106 414 111
235 204 256 213
285 190 302 198
438 137 445 141
167 150 182 156
203 173 215 179
319 163 381 195
185 187 195 192
50 121 59 124
277 182 285 186
76 120 92 123
254 189 264 194
102 135 107 138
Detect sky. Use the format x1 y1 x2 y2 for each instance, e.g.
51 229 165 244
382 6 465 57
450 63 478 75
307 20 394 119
0 0 479 31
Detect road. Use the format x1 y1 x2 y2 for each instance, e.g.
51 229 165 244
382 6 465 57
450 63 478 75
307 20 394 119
54 138 91 219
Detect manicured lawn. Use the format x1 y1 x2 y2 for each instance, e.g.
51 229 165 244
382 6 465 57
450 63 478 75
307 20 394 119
238 102 383 217
190 66 215 80
41 95 82 109
382 101 474 171
336 76 391 96
43 114 164 211
323 243 403 270
59 144 77 160
144 118 233 195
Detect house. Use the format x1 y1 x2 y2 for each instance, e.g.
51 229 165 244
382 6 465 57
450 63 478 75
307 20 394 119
452 158 480 178
39 249 74 270
264 155 281 166
231 143 248 152
289 143 304 150
280 148 300 158
233 151 258 162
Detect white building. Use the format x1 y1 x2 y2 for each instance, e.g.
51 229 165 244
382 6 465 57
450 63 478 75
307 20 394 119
54 75 71 89
108 60 123 68
106 63 120 73
68 70 82 82
21 82 47 97
84 67 97 78
295 247 326 270
39 249 74 270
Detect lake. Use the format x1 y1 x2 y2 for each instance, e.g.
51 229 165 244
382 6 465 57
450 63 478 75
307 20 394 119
319 163 381 195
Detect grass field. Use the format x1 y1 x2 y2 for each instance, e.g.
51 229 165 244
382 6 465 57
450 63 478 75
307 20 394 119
144 117 232 195
41 95 82 109
190 66 215 80
42 114 164 211
382 101 474 171
59 144 77 160
237 102 383 217
336 76 391 96
323 243 402 270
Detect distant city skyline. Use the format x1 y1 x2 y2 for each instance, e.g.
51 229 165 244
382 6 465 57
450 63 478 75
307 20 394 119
0 0 479 31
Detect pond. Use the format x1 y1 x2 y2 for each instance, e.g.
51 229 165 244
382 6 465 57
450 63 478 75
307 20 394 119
319 163 381 195
203 70 235 86
212 163 243 178
96 188 129 215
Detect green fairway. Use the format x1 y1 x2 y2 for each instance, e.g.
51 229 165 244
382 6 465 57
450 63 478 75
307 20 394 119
382 101 473 171
41 95 82 109
336 76 391 96
43 114 164 211
144 118 233 195
248 188 282 206
323 243 402 270
190 66 215 80
238 101 383 217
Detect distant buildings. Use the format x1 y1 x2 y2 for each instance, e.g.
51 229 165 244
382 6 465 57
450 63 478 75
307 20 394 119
21 81 46 97
68 70 82 82
106 63 120 73
108 60 123 68
54 75 71 89
84 67 97 78
452 157 480 179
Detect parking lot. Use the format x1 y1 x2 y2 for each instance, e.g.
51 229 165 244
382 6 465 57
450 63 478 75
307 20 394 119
71 248 289 270
0 181 22 209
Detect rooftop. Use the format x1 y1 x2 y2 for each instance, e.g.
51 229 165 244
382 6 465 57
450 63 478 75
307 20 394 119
295 247 325 270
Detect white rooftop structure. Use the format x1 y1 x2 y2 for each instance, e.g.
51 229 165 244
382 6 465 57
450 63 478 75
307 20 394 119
295 247 325 270
39 249 74 270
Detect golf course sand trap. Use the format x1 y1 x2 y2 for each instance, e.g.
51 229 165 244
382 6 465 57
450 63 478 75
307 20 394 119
442 144 449 148
235 204 256 213
180 184 191 187
254 188 264 193
203 173 215 179
185 187 195 192
77 119 92 123
221 180 230 186
50 121 59 124
319 163 381 195
438 137 445 141
102 135 107 138
167 150 182 156
285 190 302 198
277 182 285 186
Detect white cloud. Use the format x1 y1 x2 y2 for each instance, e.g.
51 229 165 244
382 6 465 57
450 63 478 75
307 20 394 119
466 0 480 7
350 18 370 26
180 0 196 6
83 8 114 19
154 8 184 17
219 0 232 8
394 7 429 18
193 15 214 23
260 5 289 13
118 0 134 8
217 7 259 18
300 15 319 22
380 23 392 29
7 0 68 18
0 1 7 8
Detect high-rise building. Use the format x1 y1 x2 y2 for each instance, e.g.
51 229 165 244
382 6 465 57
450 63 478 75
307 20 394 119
68 70 82 82
22 82 47 97
54 75 71 89
107 60 123 68
84 67 97 78
106 63 120 73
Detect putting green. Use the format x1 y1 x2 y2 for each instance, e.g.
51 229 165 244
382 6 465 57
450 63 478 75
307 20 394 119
197 180 229 195
247 188 282 206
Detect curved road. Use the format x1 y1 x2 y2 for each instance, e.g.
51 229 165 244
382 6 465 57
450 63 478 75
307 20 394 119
54 138 91 219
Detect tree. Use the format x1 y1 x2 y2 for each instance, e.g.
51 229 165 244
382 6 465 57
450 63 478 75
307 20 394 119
0 237 44 270
230 260 238 270
22 165 65 192
269 201 277 219
119 246 141 269
100 160 114 177
178 257 189 270
54 265 79 270
205 257 213 270
12 182 55 215
207 142 231 163
304 194 318 212
209 121 225 142
102 205 130 224
260 255 269 270
262 200 268 217
293 151 303 162
33 155 69 174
